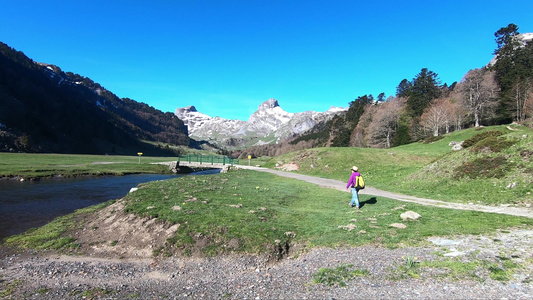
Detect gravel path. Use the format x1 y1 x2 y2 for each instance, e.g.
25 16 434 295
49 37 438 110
236 165 533 219
1 166 532 299
2 228 532 299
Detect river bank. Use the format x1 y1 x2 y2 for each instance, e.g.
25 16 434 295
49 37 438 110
0 153 183 181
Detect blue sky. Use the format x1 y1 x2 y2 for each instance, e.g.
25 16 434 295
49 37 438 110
2 1 532 120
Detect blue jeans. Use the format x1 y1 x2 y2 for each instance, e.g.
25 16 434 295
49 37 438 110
350 188 359 207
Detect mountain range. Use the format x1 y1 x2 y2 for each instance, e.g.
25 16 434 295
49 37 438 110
0 41 345 155
175 99 345 150
4 28 528 156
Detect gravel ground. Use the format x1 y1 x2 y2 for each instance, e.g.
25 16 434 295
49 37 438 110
1 229 532 299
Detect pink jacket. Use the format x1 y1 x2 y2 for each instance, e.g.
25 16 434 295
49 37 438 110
346 172 361 189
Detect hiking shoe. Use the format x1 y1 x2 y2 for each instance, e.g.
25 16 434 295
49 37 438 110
350 204 354 207
356 206 360 210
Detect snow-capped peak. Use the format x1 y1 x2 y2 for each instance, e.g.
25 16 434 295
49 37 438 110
258 98 280 110
326 106 347 113
246 99 293 134
174 106 215 135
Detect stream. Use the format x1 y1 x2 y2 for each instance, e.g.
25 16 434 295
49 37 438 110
0 169 220 240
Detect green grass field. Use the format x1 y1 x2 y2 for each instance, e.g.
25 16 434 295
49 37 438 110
7 169 532 258
0 153 178 179
3 124 533 261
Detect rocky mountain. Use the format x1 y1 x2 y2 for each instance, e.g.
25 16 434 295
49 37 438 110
0 42 189 155
175 99 345 149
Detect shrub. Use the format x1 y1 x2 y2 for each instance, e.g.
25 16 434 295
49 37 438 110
455 156 513 179
470 137 518 153
312 264 369 287
422 136 444 144
519 150 533 160
463 130 505 148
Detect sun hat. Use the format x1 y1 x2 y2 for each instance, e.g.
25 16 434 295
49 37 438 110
352 166 358 171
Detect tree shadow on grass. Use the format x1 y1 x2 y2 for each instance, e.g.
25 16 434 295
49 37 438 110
360 197 377 209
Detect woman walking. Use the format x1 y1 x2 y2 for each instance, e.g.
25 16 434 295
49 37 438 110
346 166 361 209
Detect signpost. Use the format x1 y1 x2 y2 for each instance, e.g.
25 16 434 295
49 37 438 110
137 152 143 164
248 155 251 166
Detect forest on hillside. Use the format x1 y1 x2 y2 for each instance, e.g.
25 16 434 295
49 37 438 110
233 24 533 159
0 42 190 155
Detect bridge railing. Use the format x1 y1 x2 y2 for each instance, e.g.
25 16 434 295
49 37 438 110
178 154 239 166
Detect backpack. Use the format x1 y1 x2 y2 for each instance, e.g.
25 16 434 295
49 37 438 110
355 175 365 189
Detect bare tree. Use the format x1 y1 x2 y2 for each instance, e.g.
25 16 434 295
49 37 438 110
526 83 533 120
512 78 533 122
420 99 446 136
367 98 406 148
448 97 468 131
420 98 460 136
350 104 377 147
458 68 499 127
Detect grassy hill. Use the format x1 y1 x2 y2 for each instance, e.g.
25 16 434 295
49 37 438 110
264 124 533 206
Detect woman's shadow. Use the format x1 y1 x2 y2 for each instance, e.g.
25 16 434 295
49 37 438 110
360 197 377 209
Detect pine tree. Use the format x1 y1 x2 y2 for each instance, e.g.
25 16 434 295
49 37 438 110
407 68 442 117
396 79 411 98
492 23 533 122
330 95 374 147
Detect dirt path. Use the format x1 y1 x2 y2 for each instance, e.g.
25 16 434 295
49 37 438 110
235 165 533 219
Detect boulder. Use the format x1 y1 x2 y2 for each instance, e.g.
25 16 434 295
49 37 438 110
506 182 518 189
221 165 231 173
400 211 421 221
390 223 407 229
450 141 464 151
168 161 178 173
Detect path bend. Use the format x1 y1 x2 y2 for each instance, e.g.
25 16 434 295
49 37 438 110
234 165 533 219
